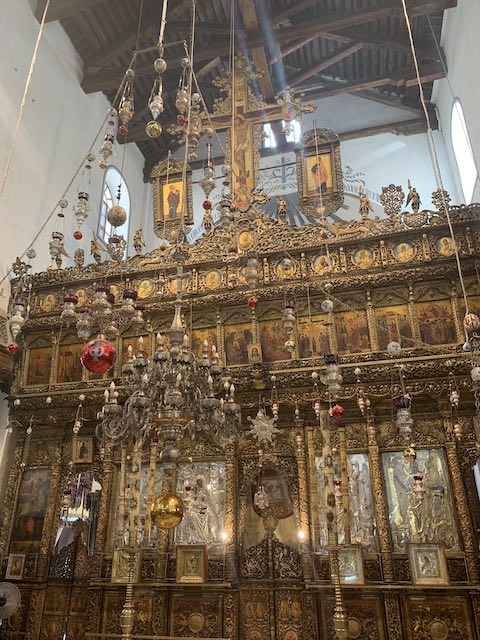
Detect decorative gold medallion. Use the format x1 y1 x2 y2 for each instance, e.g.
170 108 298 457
352 248 373 268
393 241 416 262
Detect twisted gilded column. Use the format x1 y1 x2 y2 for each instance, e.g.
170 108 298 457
445 440 479 582
93 441 115 575
294 419 313 581
384 593 403 640
225 441 237 581
37 443 62 578
366 418 395 582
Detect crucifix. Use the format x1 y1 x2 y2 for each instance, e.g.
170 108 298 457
206 58 314 212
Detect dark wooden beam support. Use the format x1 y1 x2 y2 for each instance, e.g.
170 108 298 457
35 0 108 22
299 62 445 99
238 0 275 98
81 0 455 94
288 42 363 88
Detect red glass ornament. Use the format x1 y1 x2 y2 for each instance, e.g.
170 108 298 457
73 230 83 240
203 200 212 210
413 474 424 482
247 296 258 309
80 338 116 373
177 114 187 126
118 124 128 136
334 479 342 487
330 404 345 419
7 343 19 353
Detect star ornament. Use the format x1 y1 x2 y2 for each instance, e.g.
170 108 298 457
247 408 280 446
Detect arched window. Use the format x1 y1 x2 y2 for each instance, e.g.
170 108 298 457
451 99 478 203
261 119 302 148
98 167 130 243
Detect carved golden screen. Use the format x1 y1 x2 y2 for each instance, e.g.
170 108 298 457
382 449 460 552
191 328 218 359
121 336 151 363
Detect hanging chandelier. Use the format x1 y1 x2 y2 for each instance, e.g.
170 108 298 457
95 268 241 456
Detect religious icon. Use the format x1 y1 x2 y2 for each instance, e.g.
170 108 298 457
237 230 254 252
204 270 222 289
176 545 207 583
224 323 253 366
162 181 183 220
312 254 333 274
416 300 457 345
6 554 25 580
72 435 94 464
151 158 193 239
259 320 291 362
191 328 217 359
75 289 87 306
57 343 84 383
409 543 449 585
26 347 52 386
137 279 155 299
375 305 413 350
393 241 416 263
338 545 364 584
305 153 333 196
40 293 57 312
10 468 51 553
335 311 370 354
111 547 143 583
248 343 263 364
296 129 343 216
297 318 330 358
352 248 374 268
436 236 457 257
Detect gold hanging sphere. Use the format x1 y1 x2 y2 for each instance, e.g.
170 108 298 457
151 493 184 529
146 121 162 138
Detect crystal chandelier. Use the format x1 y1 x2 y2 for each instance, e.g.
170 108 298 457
96 269 241 455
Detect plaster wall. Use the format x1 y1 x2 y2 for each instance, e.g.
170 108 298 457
0 0 147 277
432 0 480 203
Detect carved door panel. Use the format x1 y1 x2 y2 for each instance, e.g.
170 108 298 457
402 597 475 640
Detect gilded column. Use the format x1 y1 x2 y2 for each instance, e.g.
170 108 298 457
93 441 115 576
445 440 479 582
0 442 23 567
367 419 394 582
366 289 379 352
155 462 175 581
225 441 236 581
407 283 421 346
306 424 321 549
294 419 313 581
384 593 403 640
37 443 62 578
450 281 464 342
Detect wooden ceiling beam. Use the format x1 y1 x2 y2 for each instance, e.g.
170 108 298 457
299 62 445 99
35 0 107 22
81 0 454 93
237 0 275 98
288 42 364 88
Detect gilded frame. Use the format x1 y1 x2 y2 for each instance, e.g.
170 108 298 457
175 544 208 583
111 547 143 584
151 157 193 240
338 545 364 585
72 435 94 464
296 128 344 216
6 553 25 580
408 543 449 586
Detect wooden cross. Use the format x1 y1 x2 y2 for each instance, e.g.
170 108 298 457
205 59 313 212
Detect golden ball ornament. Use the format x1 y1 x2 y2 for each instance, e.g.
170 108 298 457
151 493 184 529
107 204 127 227
146 120 162 138
316 206 326 216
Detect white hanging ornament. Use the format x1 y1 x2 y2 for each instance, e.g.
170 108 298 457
471 366 480 383
387 341 401 356
321 298 333 313
149 85 164 120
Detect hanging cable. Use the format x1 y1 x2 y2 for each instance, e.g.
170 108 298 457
0 0 51 208
400 0 470 334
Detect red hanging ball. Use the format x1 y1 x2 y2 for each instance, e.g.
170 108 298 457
247 296 258 309
118 124 128 136
80 338 116 373
73 230 83 240
7 343 19 353
203 200 212 210
177 114 187 126
330 404 345 419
